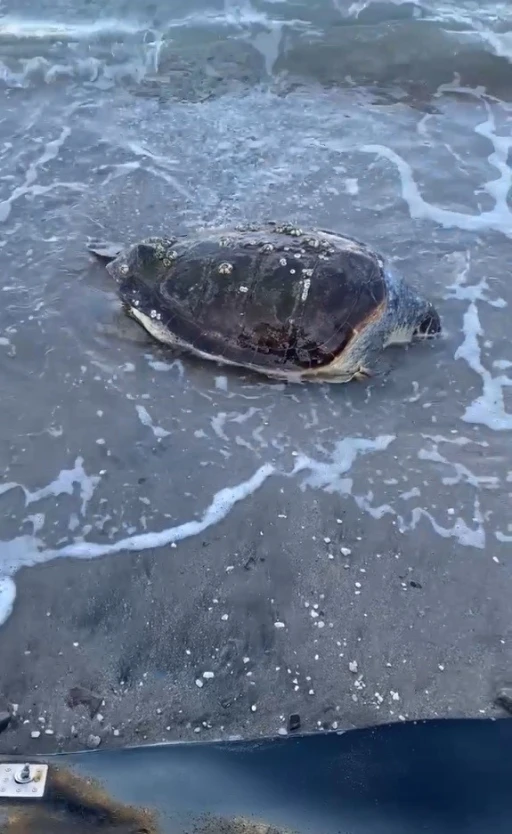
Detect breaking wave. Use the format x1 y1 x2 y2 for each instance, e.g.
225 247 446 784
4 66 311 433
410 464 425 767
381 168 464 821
0 1 510 93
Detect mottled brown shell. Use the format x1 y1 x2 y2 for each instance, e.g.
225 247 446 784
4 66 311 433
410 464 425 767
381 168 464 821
121 223 388 372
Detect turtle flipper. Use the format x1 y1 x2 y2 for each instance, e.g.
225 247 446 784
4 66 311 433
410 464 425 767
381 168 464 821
354 354 393 382
87 240 124 262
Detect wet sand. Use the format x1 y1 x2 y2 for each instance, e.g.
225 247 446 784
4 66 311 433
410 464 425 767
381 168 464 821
1 4 512 753
1 470 511 754
1 299 512 749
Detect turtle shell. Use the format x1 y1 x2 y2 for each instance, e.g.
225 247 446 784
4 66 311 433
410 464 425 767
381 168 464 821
120 223 388 372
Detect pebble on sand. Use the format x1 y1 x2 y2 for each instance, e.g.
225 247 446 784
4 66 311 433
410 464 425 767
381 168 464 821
66 685 102 719
0 711 11 734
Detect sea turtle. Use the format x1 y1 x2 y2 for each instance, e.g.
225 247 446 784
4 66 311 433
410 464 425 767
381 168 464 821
88 222 441 383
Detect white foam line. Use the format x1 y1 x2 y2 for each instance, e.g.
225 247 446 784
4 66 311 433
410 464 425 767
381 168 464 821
0 578 16 626
164 5 311 32
0 462 274 624
473 97 512 214
354 494 486 549
292 435 396 489
99 161 141 186
292 432 489 549
123 140 181 170
0 17 146 39
144 166 194 202
112 139 195 201
496 531 512 542
311 79 512 237
0 126 72 223
481 30 512 65
1 458 100 515
418 445 499 489
145 354 185 377
359 142 512 236
135 404 171 439
446 253 512 431
50 463 274 560
407 503 486 549
455 302 512 431
211 407 261 442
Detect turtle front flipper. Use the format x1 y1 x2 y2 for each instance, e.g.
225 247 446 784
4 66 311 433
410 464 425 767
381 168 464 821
348 343 396 383
87 240 125 262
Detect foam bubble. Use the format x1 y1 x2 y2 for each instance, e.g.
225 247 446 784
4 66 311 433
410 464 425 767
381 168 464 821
292 435 396 492
215 376 229 391
211 407 261 441
135 404 171 439
445 252 512 431
496 531 512 542
0 578 16 625
1 457 100 515
145 354 184 376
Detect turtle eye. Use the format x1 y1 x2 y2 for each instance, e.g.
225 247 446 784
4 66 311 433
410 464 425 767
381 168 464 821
132 244 162 285
137 243 159 266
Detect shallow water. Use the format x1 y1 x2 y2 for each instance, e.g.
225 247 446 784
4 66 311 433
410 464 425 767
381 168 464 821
0 0 511 629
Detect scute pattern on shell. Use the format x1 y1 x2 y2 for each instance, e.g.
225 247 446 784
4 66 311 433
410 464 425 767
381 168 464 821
116 222 388 374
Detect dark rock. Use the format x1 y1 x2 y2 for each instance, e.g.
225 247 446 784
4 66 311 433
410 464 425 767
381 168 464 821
495 688 512 715
288 713 301 732
66 686 102 718
0 711 11 734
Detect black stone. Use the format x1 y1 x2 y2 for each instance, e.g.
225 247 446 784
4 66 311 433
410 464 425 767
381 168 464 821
288 713 301 732
495 688 512 716
0 711 11 733
66 686 102 719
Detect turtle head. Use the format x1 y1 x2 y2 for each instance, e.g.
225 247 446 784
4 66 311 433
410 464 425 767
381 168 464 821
383 269 442 347
106 238 178 321
106 239 173 287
